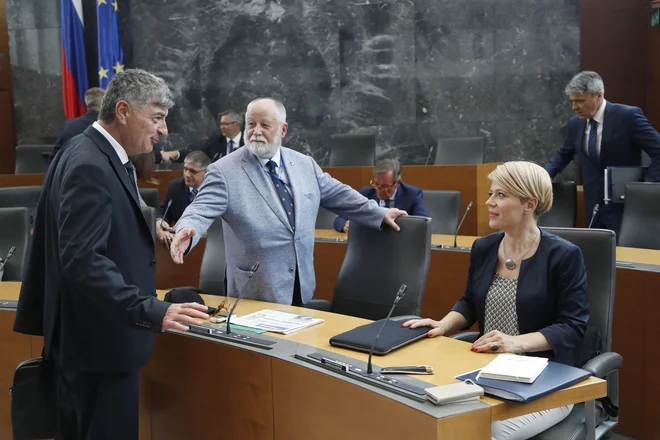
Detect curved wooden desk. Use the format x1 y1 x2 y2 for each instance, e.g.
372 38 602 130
0 282 605 440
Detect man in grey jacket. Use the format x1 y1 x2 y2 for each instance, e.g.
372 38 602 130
171 97 405 305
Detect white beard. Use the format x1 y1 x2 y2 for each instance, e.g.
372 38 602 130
246 133 281 159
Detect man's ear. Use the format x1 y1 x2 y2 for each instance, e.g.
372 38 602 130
280 122 289 139
115 100 131 124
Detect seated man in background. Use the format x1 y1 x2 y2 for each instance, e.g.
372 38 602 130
160 109 244 164
333 158 428 232
156 151 210 248
48 87 105 164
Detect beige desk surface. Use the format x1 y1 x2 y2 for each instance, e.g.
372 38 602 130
0 276 606 423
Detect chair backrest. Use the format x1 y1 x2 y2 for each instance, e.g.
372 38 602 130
0 207 30 281
315 207 337 230
198 218 226 296
139 188 160 209
328 134 375 166
0 186 42 227
538 181 577 228
141 206 156 241
434 137 485 165
618 182 660 250
541 227 616 353
15 145 54 174
332 216 432 320
421 190 461 235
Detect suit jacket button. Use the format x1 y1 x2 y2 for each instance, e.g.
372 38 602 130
289 267 294 273
150 260 156 267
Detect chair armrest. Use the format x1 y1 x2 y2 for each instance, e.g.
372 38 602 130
391 315 421 322
303 299 332 312
450 332 480 343
582 352 623 378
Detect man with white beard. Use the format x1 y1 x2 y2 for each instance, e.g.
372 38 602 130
170 98 406 305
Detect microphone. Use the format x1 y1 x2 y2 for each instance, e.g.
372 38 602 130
453 201 473 247
159 200 173 232
225 262 260 335
588 203 600 228
366 284 407 375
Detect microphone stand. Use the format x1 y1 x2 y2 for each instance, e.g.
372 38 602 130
453 201 473 248
588 204 600 228
367 284 407 375
226 262 260 335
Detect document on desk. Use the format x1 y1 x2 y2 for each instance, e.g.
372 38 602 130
477 354 548 383
230 309 325 334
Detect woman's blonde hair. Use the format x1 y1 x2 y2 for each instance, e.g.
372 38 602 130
488 161 553 216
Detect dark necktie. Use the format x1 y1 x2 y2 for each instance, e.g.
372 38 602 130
266 160 295 228
190 188 198 203
383 199 393 208
123 162 139 202
228 139 235 154
588 119 599 163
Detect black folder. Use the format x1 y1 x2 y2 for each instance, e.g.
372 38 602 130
456 362 591 403
329 319 429 355
604 166 646 204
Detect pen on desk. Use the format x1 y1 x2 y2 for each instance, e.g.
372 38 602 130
381 365 434 374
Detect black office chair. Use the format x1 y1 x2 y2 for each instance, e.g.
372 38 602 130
328 134 376 166
421 190 461 235
538 181 577 228
618 182 660 250
434 137 485 165
15 145 54 174
0 186 42 227
305 216 432 320
198 218 227 296
141 206 157 241
451 228 621 440
315 207 337 230
0 207 30 281
139 188 160 209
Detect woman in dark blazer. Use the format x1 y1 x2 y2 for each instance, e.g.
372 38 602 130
404 161 589 439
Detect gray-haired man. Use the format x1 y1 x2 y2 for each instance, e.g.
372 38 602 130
14 69 209 439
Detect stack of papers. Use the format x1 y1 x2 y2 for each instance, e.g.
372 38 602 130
231 309 324 334
477 354 548 383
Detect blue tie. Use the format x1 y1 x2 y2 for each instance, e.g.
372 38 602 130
190 188 198 203
266 160 295 229
588 119 599 163
228 139 235 154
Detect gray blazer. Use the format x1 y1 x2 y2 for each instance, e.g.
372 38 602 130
176 146 387 304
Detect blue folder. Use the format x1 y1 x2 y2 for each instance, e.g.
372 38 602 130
456 361 591 403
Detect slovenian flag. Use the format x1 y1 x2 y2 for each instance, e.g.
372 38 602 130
97 0 124 89
61 0 88 119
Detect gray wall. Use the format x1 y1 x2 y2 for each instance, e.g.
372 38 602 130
6 0 580 176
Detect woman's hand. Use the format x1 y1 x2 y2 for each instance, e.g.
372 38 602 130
471 330 523 353
401 318 446 338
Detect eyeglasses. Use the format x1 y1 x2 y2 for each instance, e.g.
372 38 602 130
220 121 238 127
183 167 204 175
370 180 399 191
209 300 232 318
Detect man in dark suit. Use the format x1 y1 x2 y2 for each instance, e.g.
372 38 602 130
176 109 245 163
13 69 208 440
156 150 210 248
545 71 660 236
48 87 105 165
333 158 429 232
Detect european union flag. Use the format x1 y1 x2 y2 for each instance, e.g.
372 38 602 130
97 0 124 88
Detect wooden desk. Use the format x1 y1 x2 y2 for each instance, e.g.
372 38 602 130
0 282 605 440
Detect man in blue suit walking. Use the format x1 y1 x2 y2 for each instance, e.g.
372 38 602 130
545 71 660 236
333 158 429 233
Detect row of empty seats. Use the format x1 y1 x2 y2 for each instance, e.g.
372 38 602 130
328 134 485 167
14 136 486 175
